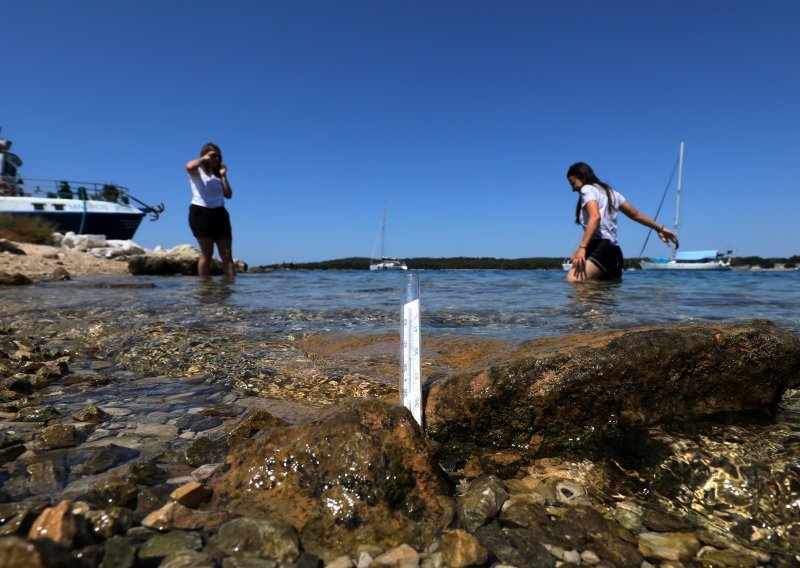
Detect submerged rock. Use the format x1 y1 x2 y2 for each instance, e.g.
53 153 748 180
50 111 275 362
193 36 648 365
425 321 800 465
211 398 455 560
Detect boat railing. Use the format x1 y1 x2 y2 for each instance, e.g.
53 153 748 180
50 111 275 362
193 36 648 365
1 176 132 202
1 175 164 221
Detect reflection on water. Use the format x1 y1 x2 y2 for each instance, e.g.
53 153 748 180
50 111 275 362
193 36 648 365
195 278 235 305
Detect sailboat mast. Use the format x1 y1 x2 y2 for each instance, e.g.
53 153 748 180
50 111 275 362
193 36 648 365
381 204 387 258
674 140 684 233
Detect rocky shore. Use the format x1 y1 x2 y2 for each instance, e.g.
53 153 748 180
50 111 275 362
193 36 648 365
1 317 800 567
0 237 247 282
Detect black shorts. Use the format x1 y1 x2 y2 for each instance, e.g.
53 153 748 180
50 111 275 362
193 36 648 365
189 204 232 240
586 239 623 279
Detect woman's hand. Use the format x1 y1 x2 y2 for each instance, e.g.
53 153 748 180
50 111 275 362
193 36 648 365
571 246 587 273
657 226 679 248
219 163 227 177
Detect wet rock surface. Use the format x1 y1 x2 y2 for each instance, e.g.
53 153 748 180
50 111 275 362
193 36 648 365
212 399 455 560
1 317 800 566
425 320 800 462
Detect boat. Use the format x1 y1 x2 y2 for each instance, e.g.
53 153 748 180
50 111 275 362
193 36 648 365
639 249 733 270
369 204 407 271
0 130 163 240
639 141 732 270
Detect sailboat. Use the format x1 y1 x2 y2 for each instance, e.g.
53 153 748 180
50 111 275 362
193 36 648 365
369 204 407 271
639 141 733 270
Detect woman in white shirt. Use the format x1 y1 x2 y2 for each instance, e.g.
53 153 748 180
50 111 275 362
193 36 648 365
566 162 678 282
185 143 234 278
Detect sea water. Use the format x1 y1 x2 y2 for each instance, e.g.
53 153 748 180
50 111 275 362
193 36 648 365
4 269 799 339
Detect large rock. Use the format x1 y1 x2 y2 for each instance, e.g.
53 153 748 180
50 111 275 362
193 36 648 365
425 321 800 464
127 244 247 275
211 398 454 559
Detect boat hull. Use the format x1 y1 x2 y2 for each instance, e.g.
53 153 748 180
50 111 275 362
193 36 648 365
1 196 145 240
369 263 408 271
639 260 731 270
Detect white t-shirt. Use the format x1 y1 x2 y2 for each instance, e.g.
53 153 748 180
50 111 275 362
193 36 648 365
189 168 225 208
580 184 626 245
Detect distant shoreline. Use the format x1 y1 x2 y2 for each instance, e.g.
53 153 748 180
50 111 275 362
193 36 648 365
250 256 800 272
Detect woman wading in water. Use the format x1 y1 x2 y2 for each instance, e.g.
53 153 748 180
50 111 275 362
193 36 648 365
186 143 235 278
567 162 678 282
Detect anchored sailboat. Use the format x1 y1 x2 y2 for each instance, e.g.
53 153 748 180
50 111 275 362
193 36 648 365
369 204 407 271
639 141 733 270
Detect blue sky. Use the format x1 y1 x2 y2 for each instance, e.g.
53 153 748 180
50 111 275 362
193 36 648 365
4 1 798 265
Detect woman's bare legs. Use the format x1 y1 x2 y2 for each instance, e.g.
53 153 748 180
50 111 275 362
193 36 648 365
216 239 235 278
566 259 605 282
197 237 216 278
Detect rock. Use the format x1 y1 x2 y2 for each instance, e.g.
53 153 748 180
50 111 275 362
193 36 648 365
0 442 25 466
28 499 77 548
128 461 169 486
473 522 554 567
425 321 800 464
642 506 694 532
212 517 300 564
16 405 60 422
191 463 220 481
160 549 217 568
638 531 701 562
89 478 139 508
0 503 38 537
498 500 551 529
141 501 229 532
27 458 67 494
51 267 71 281
372 543 419 567
85 507 132 539
696 545 761 567
38 424 83 449
456 475 509 532
326 555 355 568
74 404 109 423
550 507 642 567
138 530 203 564
179 436 228 466
212 399 455 559
176 413 223 433
169 481 210 508
226 408 290 445
127 244 247 276
70 444 140 475
0 272 32 286
438 529 488 568
0 535 80 568
101 535 137 568
0 239 25 255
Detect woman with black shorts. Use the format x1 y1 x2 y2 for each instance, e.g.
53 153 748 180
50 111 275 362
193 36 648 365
566 162 679 282
186 143 235 278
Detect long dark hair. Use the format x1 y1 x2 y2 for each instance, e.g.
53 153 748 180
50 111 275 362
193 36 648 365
200 143 222 177
567 162 615 225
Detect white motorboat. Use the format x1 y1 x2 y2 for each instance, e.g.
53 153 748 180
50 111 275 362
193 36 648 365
0 130 163 240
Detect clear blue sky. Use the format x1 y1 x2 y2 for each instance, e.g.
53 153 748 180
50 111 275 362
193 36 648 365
5 1 799 264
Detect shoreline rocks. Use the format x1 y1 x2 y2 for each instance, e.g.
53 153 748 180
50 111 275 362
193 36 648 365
425 320 800 469
1 321 799 566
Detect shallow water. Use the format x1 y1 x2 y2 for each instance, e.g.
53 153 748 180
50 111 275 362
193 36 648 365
4 269 799 338
2 269 800 554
